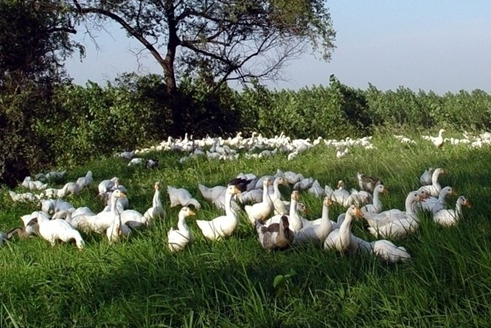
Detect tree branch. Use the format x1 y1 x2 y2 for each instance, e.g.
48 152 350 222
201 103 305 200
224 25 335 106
75 6 167 69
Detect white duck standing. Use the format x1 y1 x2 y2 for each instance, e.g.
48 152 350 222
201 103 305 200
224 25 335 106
198 183 226 205
244 178 274 224
78 190 127 234
167 186 201 209
36 210 85 250
265 190 303 232
432 129 445 148
143 182 165 224
106 191 130 243
76 170 93 188
168 206 196 252
196 185 241 240
271 177 289 215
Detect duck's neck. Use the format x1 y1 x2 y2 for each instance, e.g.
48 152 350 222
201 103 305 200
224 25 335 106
263 184 271 204
224 192 235 217
153 189 162 208
432 171 441 185
320 203 332 230
273 181 281 199
111 196 121 229
405 195 418 215
455 200 464 220
177 213 189 231
339 212 354 250
288 199 302 231
372 189 382 210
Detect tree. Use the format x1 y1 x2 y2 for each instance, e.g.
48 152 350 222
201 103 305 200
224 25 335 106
0 0 80 186
69 0 336 94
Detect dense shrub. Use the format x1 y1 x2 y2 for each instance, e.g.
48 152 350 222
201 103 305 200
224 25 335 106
3 71 491 186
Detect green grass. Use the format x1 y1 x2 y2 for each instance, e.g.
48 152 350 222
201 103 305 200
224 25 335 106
1 130 491 327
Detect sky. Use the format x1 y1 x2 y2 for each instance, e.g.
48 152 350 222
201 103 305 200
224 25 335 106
65 1 491 94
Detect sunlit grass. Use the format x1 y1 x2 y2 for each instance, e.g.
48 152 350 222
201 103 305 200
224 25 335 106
1 130 491 327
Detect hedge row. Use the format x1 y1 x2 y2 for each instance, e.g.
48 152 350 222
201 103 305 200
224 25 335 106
1 73 490 185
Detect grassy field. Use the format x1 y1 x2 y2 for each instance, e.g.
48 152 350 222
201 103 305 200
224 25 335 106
1 130 491 328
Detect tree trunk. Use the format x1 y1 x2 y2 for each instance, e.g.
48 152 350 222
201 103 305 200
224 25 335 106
164 1 183 137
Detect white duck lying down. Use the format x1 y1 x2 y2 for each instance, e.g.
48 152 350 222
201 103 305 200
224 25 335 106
433 195 471 227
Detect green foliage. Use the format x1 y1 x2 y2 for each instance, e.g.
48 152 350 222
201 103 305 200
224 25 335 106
176 76 244 138
0 0 80 186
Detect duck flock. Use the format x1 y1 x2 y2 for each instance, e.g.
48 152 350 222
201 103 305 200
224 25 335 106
1 130 478 262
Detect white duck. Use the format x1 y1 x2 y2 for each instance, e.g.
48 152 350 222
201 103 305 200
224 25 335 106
331 180 351 206
58 181 84 197
282 171 304 185
198 183 226 204
418 168 446 197
143 182 165 224
76 170 93 188
419 167 435 186
432 129 445 148
365 191 427 238
41 199 74 215
51 208 96 229
196 185 241 240
98 177 118 197
8 191 39 202
167 206 196 252
271 177 289 215
106 191 131 243
363 190 426 228
323 205 364 253
78 190 127 234
19 211 47 236
237 189 263 204
167 186 201 209
433 195 470 227
418 186 455 214
244 178 274 224
308 179 325 198
293 177 314 191
362 184 388 214
36 209 85 250
358 239 412 263
21 177 47 190
265 190 304 232
293 198 334 246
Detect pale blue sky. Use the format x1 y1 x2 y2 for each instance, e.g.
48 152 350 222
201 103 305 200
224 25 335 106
65 1 491 94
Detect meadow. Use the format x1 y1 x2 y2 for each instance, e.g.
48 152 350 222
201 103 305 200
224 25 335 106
1 129 491 328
